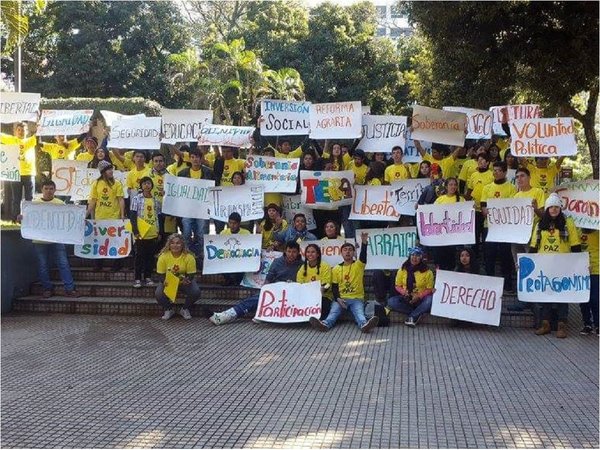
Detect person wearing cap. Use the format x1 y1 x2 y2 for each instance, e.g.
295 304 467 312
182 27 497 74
76 136 99 162
256 203 288 250
386 246 434 327
530 193 581 338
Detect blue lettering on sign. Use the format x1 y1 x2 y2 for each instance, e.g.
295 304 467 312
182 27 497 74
518 256 590 293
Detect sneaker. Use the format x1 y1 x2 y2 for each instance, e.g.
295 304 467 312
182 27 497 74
405 317 416 327
361 316 379 333
42 290 52 299
133 280 142 288
64 290 80 298
309 316 329 332
251 318 262 324
145 278 155 287
580 325 593 335
179 308 192 320
208 308 238 326
161 309 175 320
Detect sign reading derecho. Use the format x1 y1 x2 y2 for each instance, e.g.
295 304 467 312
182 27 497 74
202 233 262 275
416 202 476 246
390 179 427 216
20 201 86 245
244 155 300 193
162 174 214 219
281 194 316 230
255 281 322 323
0 92 40 123
198 124 254 147
260 99 310 136
357 115 407 152
300 239 348 267
309 101 362 139
517 253 590 303
241 250 283 289
36 110 93 136
350 185 399 221
485 197 535 244
356 227 418 269
74 219 132 259
109 116 161 149
443 107 492 139
509 117 577 157
161 108 213 144
411 105 467 147
207 185 264 222
554 179 599 230
300 170 354 210
431 270 503 326
0 144 20 181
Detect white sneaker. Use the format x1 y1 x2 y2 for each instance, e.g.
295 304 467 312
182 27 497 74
405 317 416 327
133 280 142 288
145 278 155 286
209 308 238 326
161 309 175 320
179 308 192 320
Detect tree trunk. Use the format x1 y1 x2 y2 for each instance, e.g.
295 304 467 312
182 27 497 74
566 83 599 180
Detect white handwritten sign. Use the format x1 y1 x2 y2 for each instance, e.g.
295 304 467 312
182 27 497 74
0 92 40 123
403 129 431 163
358 115 407 152
489 104 541 136
255 281 322 323
554 179 599 230
281 194 316 230
74 219 132 259
510 117 577 157
20 201 86 245
162 174 214 219
349 185 399 221
109 116 161 149
203 233 262 275
207 185 264 222
390 179 427 216
0 144 20 181
100 111 145 127
241 250 283 288
198 124 254 147
411 105 467 147
300 170 355 210
517 253 590 303
443 107 492 139
309 101 362 139
161 108 213 144
36 110 93 136
260 100 311 136
431 270 503 326
416 202 476 246
356 227 418 269
300 239 348 267
244 155 300 193
485 197 535 244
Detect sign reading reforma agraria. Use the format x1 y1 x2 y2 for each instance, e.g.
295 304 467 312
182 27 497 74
510 117 577 157
489 104 541 136
554 179 599 230
161 174 214 220
260 99 311 136
198 124 254 147
431 270 504 326
36 110 94 136
309 101 362 139
349 185 400 221
109 116 161 149
0 92 40 123
300 170 354 210
411 105 467 147
74 219 132 259
356 227 418 269
517 253 590 303
390 179 427 216
207 185 264 222
244 155 300 193
443 107 492 139
202 233 262 275
357 115 407 152
20 201 87 245
241 250 283 289
485 197 535 244
161 108 213 144
0 144 20 181
255 281 322 323
416 202 476 246
281 194 316 230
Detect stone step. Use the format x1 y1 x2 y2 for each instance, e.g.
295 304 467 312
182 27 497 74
51 267 225 284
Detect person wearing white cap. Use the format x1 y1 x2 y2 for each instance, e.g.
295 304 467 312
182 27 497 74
529 192 581 338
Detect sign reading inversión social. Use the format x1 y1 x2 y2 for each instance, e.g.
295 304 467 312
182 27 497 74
443 107 492 139
431 270 503 326
161 108 213 144
36 110 93 136
244 155 300 193
0 92 40 123
198 124 254 147
489 104 541 136
255 281 322 323
356 227 418 269
517 252 590 303
554 179 599 230
0 144 20 181
20 201 86 245
74 219 132 259
390 179 427 216
207 185 264 222
300 170 355 210
109 116 161 149
203 233 262 275
309 101 362 139
416 201 475 246
485 197 535 244
411 105 467 147
510 117 577 157
357 115 407 152
162 174 214 219
260 99 311 136
241 250 283 289
281 194 316 230
349 185 399 221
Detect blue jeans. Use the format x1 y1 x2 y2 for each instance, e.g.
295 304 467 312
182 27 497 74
155 280 201 310
34 243 75 292
340 205 355 239
322 298 367 329
182 218 208 257
388 294 433 321
233 294 260 317
580 275 599 327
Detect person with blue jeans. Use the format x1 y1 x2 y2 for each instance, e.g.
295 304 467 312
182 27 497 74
208 241 304 325
18 180 78 298
309 232 379 333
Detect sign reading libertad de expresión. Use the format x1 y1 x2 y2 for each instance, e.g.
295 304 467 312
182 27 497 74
109 116 161 149
162 174 214 220
0 92 40 123
260 99 310 136
20 201 87 245
416 202 476 246
36 110 94 136
349 185 399 221
255 281 322 323
510 117 577 157
202 233 262 275
356 227 418 269
161 108 213 144
554 179 599 230
357 115 407 152
411 105 467 147
309 101 362 139
244 155 300 193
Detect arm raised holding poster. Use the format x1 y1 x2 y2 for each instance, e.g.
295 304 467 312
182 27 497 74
411 105 468 147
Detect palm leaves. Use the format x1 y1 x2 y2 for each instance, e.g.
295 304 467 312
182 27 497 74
0 0 46 55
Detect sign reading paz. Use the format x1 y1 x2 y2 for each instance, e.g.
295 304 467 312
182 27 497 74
417 202 475 246
485 198 535 244
74 219 132 259
510 118 577 157
244 155 300 193
109 116 161 150
356 227 418 269
300 170 354 210
517 253 590 303
162 174 214 219
20 201 87 245
350 185 399 221
0 144 20 181
198 124 254 147
260 100 311 136
443 107 492 139
281 195 316 230
36 110 93 136
202 234 262 275
241 250 283 289
309 101 362 139
431 270 503 326
555 179 599 230
255 281 322 323
207 185 264 222
357 115 407 152
411 105 467 147
161 108 213 144
0 92 40 123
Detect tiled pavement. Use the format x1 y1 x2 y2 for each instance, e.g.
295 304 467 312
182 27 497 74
1 313 598 449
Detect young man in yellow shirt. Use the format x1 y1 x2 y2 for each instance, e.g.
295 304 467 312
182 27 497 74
125 150 150 199
76 136 99 162
384 145 411 183
40 135 80 160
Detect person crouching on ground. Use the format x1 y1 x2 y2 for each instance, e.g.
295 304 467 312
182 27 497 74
297 244 333 320
309 232 379 333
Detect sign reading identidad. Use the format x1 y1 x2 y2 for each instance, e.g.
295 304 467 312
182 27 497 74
260 99 310 136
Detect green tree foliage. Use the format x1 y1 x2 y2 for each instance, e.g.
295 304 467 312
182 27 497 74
0 0 46 56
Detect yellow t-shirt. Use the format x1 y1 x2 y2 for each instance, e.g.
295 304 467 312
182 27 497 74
332 260 366 300
480 181 518 203
204 151 216 168
526 161 560 194
126 166 151 191
220 158 246 186
111 151 133 171
580 229 599 275
259 219 288 249
434 194 464 205
189 168 203 179
408 163 421 179
89 179 124 220
424 154 455 179
296 262 333 299
220 228 251 235
395 267 434 296
514 188 546 226
31 197 64 244
458 159 478 185
530 216 580 253
368 178 382 186
264 193 283 207
275 146 303 159
450 157 468 179
467 170 494 211
167 162 189 176
349 162 368 185
41 139 79 160
342 153 352 170
76 151 95 163
148 170 165 202
157 251 197 276
1 134 37 176
138 197 159 240
384 164 410 183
